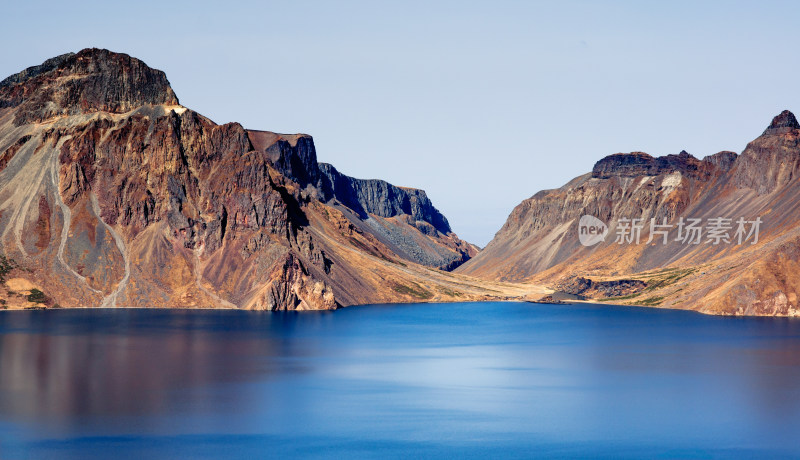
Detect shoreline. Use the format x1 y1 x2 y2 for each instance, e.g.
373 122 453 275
2 298 799 318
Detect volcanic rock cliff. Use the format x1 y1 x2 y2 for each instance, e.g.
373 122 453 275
0 48 490 310
247 129 476 269
459 110 800 316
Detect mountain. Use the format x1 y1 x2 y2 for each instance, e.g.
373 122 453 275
6 48 792 316
0 48 509 310
458 110 800 316
247 129 477 270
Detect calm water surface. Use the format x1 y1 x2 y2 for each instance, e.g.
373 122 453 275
1 302 799 459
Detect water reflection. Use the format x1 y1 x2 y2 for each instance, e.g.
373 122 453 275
0 310 327 419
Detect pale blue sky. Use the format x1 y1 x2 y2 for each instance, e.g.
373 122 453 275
2 1 798 246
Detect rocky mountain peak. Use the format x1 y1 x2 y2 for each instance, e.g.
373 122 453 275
591 152 653 178
590 150 724 181
763 110 799 135
0 48 179 125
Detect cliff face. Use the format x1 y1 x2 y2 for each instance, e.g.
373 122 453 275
591 150 717 180
247 129 476 270
459 110 800 316
0 49 484 310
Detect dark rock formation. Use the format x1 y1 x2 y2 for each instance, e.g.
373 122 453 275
591 151 657 179
317 163 451 233
0 52 75 88
246 128 475 270
763 109 800 135
591 150 729 180
558 277 647 298
0 48 179 125
256 130 452 234
528 294 568 304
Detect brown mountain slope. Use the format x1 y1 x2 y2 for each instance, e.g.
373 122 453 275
0 48 523 310
458 111 800 316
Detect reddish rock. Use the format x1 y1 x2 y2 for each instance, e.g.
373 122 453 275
0 49 478 310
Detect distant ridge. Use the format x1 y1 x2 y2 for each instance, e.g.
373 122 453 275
459 109 800 316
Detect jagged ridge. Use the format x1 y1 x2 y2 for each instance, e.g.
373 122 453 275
247 128 476 269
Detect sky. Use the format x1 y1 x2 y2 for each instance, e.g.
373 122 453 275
2 0 799 246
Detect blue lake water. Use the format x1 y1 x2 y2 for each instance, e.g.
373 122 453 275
1 302 799 459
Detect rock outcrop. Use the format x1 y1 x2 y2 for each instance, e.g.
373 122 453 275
763 109 800 135
1 49 179 125
591 150 721 180
247 129 476 270
557 276 647 298
459 110 800 316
